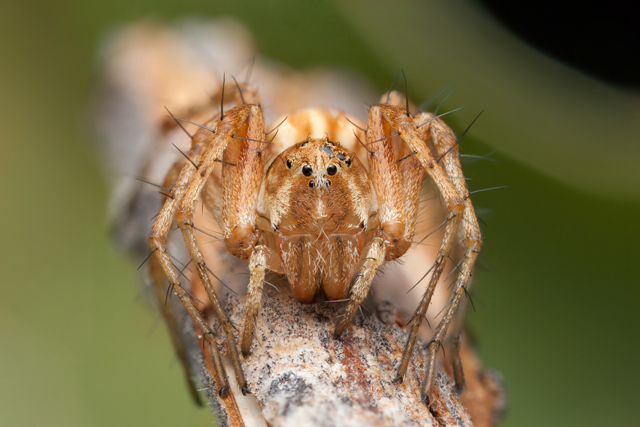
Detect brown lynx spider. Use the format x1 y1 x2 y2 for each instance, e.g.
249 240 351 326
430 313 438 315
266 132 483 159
148 76 482 405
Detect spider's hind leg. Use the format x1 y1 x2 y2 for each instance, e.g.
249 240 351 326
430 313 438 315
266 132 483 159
414 111 482 404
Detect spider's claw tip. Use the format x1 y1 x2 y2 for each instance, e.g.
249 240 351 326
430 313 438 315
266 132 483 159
219 387 230 398
241 387 251 396
392 375 404 384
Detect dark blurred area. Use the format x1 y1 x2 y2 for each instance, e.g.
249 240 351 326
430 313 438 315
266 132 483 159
0 1 638 427
480 0 640 88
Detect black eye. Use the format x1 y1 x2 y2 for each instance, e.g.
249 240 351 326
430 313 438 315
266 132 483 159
302 165 313 176
309 180 315 188
345 158 352 167
326 180 331 187
301 141 308 147
286 159 292 169
326 165 337 176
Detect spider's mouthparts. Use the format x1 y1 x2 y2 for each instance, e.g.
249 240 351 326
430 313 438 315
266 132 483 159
313 177 331 189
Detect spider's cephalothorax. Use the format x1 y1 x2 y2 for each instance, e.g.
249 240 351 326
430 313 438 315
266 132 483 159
149 83 482 404
260 137 374 303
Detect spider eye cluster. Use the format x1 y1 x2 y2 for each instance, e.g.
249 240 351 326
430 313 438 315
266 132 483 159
336 152 351 168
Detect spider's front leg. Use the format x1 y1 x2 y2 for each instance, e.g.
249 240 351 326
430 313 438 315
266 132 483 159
150 103 265 397
381 105 481 404
334 101 421 337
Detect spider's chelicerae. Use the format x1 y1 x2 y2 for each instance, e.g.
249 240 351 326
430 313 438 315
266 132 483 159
149 80 481 405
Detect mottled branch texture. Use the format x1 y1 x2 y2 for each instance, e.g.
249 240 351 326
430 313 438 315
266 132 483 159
184 285 505 427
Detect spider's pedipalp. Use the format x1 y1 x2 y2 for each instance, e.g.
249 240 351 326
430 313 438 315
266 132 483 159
334 237 385 338
241 245 268 355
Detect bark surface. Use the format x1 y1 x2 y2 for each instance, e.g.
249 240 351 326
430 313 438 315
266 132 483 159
185 288 505 427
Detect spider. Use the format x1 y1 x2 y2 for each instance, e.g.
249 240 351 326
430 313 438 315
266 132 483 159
148 78 482 405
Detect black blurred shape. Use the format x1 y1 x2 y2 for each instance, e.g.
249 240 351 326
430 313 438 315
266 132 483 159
479 0 640 88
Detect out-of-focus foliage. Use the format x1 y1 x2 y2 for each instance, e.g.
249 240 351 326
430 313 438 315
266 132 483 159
0 1 638 427
336 0 640 201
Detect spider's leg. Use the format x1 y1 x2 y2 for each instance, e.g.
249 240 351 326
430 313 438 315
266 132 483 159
175 104 265 396
374 106 465 402
241 245 267 355
451 330 465 394
147 159 207 404
414 111 482 403
335 98 415 337
149 118 234 397
334 237 385 338
147 226 202 405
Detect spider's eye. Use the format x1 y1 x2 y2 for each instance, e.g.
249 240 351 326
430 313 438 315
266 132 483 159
302 165 313 176
345 158 352 167
286 159 292 169
326 165 337 176
301 141 308 147
309 180 315 188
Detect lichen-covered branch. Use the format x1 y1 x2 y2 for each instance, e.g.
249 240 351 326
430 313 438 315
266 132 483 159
182 288 505 427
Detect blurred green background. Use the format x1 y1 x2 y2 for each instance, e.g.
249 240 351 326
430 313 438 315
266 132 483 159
1 1 638 426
